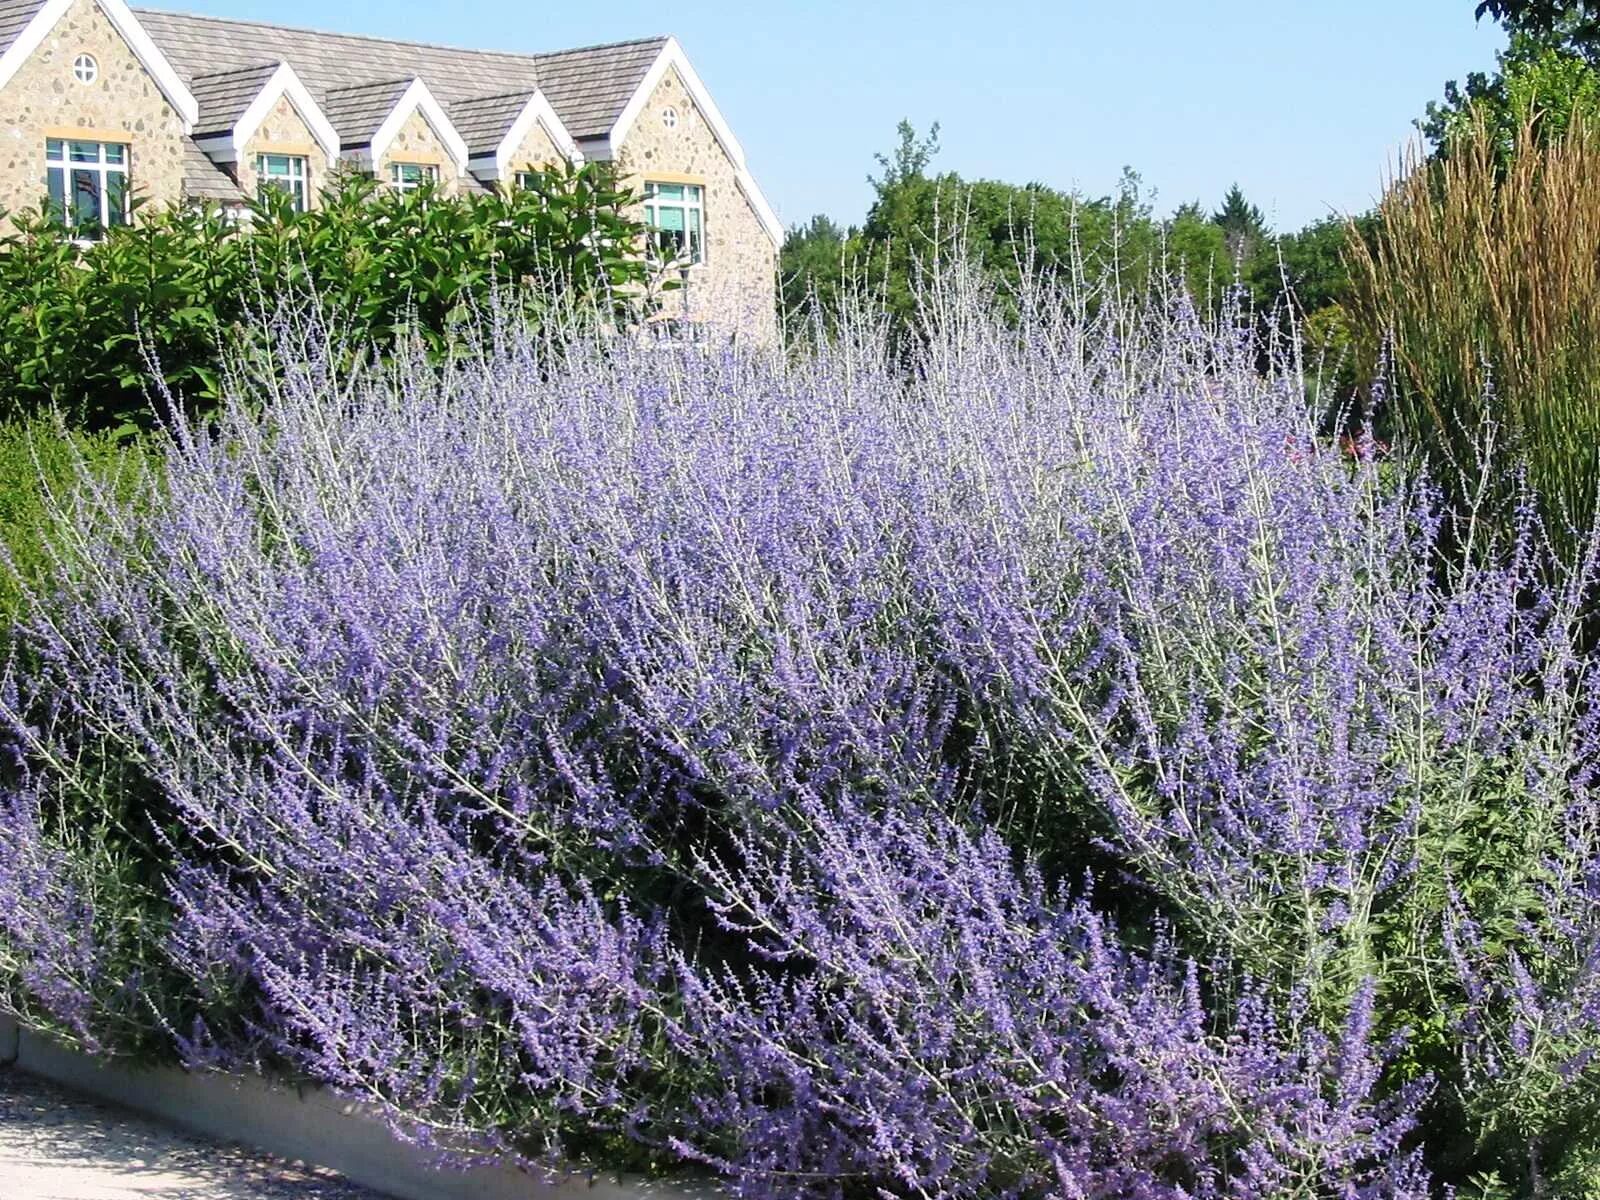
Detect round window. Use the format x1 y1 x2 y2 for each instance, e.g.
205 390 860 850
661 106 679 130
72 53 98 85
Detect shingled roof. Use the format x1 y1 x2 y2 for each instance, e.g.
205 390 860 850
449 90 534 159
321 77 413 145
131 8 666 143
188 62 280 140
182 138 245 202
0 0 44 52
526 38 667 142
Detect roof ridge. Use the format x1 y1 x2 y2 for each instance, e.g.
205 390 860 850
133 7 669 64
531 34 672 58
450 88 538 106
189 60 283 81
324 76 416 94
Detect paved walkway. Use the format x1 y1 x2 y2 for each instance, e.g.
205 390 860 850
0 1065 388 1200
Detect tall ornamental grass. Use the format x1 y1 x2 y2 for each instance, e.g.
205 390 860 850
1348 114 1600 559
4 274 1600 1196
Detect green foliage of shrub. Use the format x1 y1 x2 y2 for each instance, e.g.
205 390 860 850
0 162 653 431
0 416 154 620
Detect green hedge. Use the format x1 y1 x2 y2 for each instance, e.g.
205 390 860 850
0 163 655 431
0 417 154 621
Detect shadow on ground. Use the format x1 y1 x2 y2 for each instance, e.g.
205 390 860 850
0 1065 383 1199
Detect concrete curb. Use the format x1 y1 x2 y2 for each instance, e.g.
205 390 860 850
0 1014 707 1200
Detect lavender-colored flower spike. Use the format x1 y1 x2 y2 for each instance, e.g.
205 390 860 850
3 266 1597 1193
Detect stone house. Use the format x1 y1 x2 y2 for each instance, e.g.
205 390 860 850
0 0 780 337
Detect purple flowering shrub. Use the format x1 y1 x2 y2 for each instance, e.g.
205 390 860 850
2 277 1599 1194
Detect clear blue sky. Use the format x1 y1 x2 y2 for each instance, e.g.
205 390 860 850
152 0 1508 233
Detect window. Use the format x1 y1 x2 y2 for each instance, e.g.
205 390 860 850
46 139 129 237
256 153 308 211
514 169 544 190
661 106 679 129
389 162 438 192
72 54 98 85
643 180 704 265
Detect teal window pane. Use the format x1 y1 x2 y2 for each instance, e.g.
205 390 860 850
106 172 128 226
69 141 100 163
70 168 100 226
687 184 702 202
46 139 64 160
104 143 126 165
656 206 685 233
390 162 436 189
46 166 65 220
652 183 684 201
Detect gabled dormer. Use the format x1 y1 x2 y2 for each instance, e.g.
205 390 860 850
453 89 581 188
190 60 338 210
324 76 468 193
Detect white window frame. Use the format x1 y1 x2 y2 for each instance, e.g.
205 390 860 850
72 54 98 85
389 161 439 193
255 152 309 211
643 180 704 266
46 138 129 238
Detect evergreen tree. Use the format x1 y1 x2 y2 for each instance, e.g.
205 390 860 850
1212 184 1267 257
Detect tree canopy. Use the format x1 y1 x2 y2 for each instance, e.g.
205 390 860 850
1476 0 1600 57
778 122 1372 415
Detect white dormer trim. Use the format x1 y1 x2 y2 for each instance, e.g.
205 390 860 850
354 78 470 177
0 0 199 129
470 90 582 180
194 61 340 165
606 38 781 249
236 62 339 162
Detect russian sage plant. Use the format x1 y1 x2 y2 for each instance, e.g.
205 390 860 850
2 273 1598 1195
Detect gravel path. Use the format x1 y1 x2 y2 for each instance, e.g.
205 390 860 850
0 1065 390 1200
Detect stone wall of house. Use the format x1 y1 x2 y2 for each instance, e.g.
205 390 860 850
614 65 776 342
501 117 564 178
236 94 333 208
377 107 460 196
0 0 187 231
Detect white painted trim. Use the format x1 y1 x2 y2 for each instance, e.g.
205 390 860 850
609 39 745 169
367 77 471 177
230 61 341 164
606 38 781 248
0 0 199 129
734 169 783 250
491 90 583 177
2 1015 711 1200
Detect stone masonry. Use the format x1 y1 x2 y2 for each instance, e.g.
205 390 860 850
0 0 185 228
235 93 333 206
500 117 560 177
377 106 459 197
614 65 777 341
